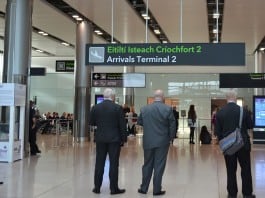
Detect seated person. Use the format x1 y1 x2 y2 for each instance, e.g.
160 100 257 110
199 125 212 144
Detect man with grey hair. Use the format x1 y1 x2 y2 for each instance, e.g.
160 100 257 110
215 89 255 198
90 88 127 195
137 89 176 196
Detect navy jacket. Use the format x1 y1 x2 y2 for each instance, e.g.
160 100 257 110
90 100 127 143
215 102 252 150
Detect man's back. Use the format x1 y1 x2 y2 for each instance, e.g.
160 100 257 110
215 102 252 148
90 100 126 143
138 101 176 149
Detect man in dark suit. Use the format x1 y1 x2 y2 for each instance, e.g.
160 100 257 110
137 89 176 196
215 89 255 198
90 88 127 195
172 106 179 139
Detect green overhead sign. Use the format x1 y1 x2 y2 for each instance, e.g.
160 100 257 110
85 43 245 66
56 60 74 72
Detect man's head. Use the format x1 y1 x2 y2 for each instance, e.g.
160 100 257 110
103 88 115 101
30 100 34 106
153 89 165 102
225 89 237 102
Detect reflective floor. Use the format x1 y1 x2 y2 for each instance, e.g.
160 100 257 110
0 133 265 198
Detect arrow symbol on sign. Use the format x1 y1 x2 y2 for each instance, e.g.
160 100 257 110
94 74 100 79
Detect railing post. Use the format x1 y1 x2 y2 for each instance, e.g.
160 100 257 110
54 119 60 147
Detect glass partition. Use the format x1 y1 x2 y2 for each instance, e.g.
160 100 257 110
0 106 10 141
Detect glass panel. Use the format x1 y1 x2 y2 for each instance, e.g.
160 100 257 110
14 106 20 141
0 106 10 141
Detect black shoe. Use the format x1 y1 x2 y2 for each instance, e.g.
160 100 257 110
37 150 41 153
110 188 126 195
243 195 256 198
227 195 237 198
92 188 100 194
30 153 36 156
192 141 195 144
138 189 147 194
153 190 166 196
0 181 3 185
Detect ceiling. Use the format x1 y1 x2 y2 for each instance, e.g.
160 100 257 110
0 0 265 58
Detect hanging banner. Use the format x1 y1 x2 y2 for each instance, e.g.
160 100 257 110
86 43 245 66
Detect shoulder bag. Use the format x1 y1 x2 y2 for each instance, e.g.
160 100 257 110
219 107 244 155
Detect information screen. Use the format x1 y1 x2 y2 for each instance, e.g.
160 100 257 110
123 73 146 88
253 96 265 127
95 95 104 104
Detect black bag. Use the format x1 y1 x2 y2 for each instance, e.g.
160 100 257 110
219 107 244 155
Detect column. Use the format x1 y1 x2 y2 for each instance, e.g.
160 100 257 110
3 0 32 83
124 66 135 106
2 0 33 155
254 51 265 95
74 21 92 142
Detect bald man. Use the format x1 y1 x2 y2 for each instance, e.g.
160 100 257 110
215 89 255 198
137 89 176 196
90 88 127 195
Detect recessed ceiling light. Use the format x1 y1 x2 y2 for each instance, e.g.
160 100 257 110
72 15 79 18
61 42 70 46
38 31 44 34
143 16 150 20
213 13 220 18
162 40 168 43
259 47 265 51
212 29 218 33
36 49 43 53
154 29 161 34
42 33 48 36
141 13 150 20
76 17 83 21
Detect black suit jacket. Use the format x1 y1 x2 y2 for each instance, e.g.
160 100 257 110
215 102 252 150
90 100 127 143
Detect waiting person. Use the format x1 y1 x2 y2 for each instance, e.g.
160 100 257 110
29 100 36 130
188 104 197 144
199 125 212 144
215 89 255 198
172 106 179 138
211 106 219 136
29 115 41 156
89 88 127 195
137 89 176 196
127 106 137 136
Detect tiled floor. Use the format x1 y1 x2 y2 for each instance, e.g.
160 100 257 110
0 133 264 198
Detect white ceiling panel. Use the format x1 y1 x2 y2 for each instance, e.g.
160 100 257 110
64 0 157 43
148 0 209 43
33 0 76 46
222 0 265 54
32 32 74 56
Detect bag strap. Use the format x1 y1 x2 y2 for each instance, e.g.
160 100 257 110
239 107 243 128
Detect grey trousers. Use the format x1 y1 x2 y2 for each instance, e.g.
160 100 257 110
140 144 169 193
